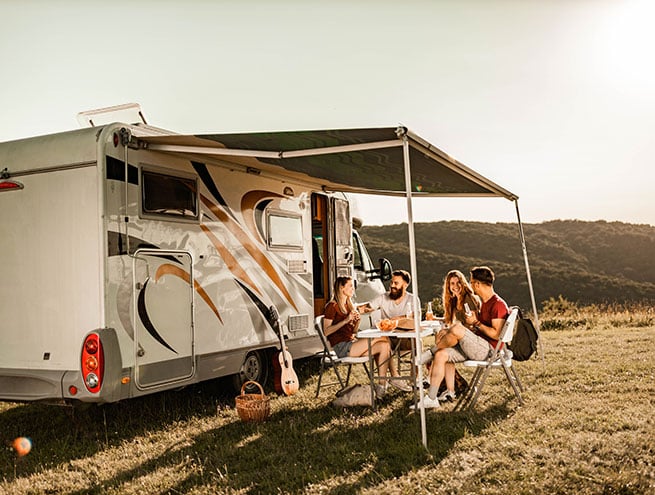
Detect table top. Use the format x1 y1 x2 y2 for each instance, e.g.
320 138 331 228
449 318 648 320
357 326 434 339
420 319 444 330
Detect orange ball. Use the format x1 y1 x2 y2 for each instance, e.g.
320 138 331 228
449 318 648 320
13 437 32 457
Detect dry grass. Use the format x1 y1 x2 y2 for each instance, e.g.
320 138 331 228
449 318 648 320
1 318 654 494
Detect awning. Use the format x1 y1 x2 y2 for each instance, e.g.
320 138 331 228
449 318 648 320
137 126 517 200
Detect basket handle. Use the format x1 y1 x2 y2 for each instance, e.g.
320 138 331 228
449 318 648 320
240 380 265 396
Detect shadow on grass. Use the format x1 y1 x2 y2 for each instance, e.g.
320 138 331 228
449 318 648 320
1 360 514 494
0 378 234 477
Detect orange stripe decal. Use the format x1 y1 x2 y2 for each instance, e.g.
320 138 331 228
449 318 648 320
201 194 298 311
200 224 262 298
240 190 283 241
155 263 223 324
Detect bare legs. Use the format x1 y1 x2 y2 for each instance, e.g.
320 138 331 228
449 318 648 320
350 337 394 385
427 323 466 399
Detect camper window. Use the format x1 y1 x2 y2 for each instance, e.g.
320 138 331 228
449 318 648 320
141 170 198 220
267 212 303 249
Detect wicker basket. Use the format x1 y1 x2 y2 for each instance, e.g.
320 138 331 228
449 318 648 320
235 381 270 423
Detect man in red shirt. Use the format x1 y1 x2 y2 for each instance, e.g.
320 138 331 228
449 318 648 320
416 266 509 409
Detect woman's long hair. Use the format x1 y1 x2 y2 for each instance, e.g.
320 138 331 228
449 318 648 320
330 276 356 315
442 270 478 324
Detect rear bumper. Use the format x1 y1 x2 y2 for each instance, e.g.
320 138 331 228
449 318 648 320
0 368 65 402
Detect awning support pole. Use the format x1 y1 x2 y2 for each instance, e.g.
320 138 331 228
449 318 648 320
514 199 544 362
400 130 428 450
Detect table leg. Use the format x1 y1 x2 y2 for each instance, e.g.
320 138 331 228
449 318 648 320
411 338 417 408
367 338 376 409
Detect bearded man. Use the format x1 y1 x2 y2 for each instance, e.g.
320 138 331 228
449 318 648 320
367 269 421 324
359 270 419 393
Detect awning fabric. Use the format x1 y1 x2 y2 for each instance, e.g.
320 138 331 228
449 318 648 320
138 126 517 200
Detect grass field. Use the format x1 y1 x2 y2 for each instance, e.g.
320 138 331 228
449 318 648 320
1 310 653 494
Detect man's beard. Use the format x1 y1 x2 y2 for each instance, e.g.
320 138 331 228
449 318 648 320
389 287 404 300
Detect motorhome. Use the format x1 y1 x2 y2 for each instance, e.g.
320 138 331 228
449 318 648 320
0 107 390 404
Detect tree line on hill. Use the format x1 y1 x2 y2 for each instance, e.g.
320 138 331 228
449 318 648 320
358 220 655 311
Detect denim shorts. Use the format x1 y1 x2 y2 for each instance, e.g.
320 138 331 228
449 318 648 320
333 340 354 358
446 329 492 363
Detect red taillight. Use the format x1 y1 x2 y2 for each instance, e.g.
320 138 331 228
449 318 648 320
81 333 104 393
85 339 98 354
0 180 24 191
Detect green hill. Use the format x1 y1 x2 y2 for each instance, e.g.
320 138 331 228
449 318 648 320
358 220 655 311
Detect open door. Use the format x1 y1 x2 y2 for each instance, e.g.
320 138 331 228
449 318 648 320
133 249 195 389
311 194 353 317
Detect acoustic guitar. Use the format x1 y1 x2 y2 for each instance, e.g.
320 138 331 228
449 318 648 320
268 305 299 396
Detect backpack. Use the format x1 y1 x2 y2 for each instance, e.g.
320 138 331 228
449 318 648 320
508 308 538 361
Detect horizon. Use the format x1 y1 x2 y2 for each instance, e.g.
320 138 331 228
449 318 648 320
354 215 655 229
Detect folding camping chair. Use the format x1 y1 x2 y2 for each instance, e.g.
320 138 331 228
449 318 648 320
454 307 524 410
314 315 370 397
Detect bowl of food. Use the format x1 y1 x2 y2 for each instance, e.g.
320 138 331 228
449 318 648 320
375 318 398 331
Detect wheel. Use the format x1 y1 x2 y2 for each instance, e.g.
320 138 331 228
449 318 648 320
232 350 269 393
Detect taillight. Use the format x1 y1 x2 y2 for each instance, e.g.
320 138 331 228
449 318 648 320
0 180 24 191
81 333 104 393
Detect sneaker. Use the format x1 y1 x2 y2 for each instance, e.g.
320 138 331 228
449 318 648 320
410 394 441 410
437 390 456 402
388 378 412 393
374 384 387 398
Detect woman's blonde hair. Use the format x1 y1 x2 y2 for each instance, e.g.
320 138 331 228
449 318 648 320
442 269 478 324
331 276 355 315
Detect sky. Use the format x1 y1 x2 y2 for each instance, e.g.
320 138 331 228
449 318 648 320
1 0 653 226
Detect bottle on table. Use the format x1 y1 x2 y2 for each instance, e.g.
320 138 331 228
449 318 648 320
425 301 435 321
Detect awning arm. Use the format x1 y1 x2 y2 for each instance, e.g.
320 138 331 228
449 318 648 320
515 199 544 362
144 139 402 160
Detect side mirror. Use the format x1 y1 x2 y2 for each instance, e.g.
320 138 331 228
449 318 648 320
379 258 392 282
369 258 392 281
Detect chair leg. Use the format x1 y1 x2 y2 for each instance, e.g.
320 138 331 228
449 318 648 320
345 364 353 387
468 366 493 409
315 355 346 397
455 367 481 411
512 367 524 392
502 363 524 406
315 358 326 398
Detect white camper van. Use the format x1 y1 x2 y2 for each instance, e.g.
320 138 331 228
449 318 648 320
0 115 390 404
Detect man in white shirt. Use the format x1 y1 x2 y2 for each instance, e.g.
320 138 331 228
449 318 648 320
366 269 421 326
360 270 419 392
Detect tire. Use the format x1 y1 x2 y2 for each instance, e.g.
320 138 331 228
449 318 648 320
232 350 269 393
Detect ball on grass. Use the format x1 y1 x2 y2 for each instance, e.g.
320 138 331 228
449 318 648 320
13 437 32 457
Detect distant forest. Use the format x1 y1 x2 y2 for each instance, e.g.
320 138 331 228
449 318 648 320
358 220 655 311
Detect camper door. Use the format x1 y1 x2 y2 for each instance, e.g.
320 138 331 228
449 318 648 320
332 197 353 277
132 249 195 389
311 194 353 316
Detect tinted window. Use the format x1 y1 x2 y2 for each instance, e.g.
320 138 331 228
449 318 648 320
142 170 198 220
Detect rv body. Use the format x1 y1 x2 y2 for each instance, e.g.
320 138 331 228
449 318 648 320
0 123 385 403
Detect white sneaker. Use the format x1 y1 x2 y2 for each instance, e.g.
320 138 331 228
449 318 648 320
437 390 456 402
410 394 441 410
